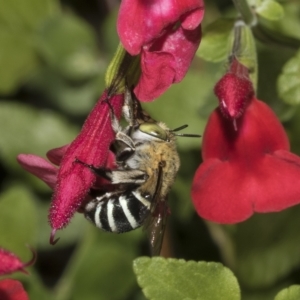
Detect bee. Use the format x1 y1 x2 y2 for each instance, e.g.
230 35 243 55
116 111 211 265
76 88 200 255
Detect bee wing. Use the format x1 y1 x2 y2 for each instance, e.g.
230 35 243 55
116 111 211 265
144 198 169 256
131 91 157 124
143 163 169 256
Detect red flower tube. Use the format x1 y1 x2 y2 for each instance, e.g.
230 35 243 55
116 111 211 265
18 91 123 243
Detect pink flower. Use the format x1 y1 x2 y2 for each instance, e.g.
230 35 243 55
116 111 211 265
18 91 123 243
0 248 35 276
117 0 204 101
0 247 35 300
191 60 300 224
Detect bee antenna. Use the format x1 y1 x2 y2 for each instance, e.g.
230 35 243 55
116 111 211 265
174 133 201 138
171 124 201 138
171 124 189 132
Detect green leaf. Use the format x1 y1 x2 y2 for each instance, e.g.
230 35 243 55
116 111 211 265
233 206 300 288
36 14 101 81
133 257 241 300
197 18 234 62
253 0 284 21
31 67 105 116
232 22 258 90
0 0 57 31
242 283 287 300
25 270 53 300
55 227 141 300
248 2 300 46
0 185 38 260
0 101 77 190
275 285 300 300
277 49 300 105
0 0 58 94
0 31 38 93
101 8 120 55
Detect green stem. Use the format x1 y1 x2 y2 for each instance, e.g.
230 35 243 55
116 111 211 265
105 43 140 96
205 222 236 270
232 0 257 26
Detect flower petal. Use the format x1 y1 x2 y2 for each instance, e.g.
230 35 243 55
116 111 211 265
17 154 58 189
192 151 300 223
46 144 69 166
254 150 300 212
0 279 29 300
181 7 204 30
134 50 176 101
117 0 204 55
192 98 300 224
164 25 201 82
192 158 253 223
49 92 123 231
134 25 201 101
202 99 289 161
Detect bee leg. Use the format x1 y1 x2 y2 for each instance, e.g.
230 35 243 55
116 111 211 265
111 139 135 163
105 90 135 145
74 158 147 184
122 87 135 126
110 169 148 184
105 101 122 134
74 158 112 181
123 86 154 125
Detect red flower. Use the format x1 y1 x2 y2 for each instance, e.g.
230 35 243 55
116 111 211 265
191 61 300 224
0 247 35 300
0 280 29 300
18 91 123 243
117 0 204 101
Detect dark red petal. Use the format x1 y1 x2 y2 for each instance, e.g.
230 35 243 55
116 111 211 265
134 25 201 101
214 73 254 119
0 279 29 300
0 247 36 276
46 144 69 165
117 0 204 55
49 92 123 231
163 25 201 82
214 59 254 119
17 154 58 189
134 50 176 101
181 7 204 30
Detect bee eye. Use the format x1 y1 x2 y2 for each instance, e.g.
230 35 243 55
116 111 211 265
139 123 167 140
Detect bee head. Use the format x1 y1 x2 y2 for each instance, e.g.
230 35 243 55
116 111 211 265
131 123 170 141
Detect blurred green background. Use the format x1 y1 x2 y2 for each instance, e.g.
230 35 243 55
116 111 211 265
1 0 300 299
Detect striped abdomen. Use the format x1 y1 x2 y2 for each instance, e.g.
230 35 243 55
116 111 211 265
84 191 151 233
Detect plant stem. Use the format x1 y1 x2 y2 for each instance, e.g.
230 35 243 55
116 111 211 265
232 0 257 26
205 222 236 270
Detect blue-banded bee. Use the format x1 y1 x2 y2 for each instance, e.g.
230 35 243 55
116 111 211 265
76 88 200 255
